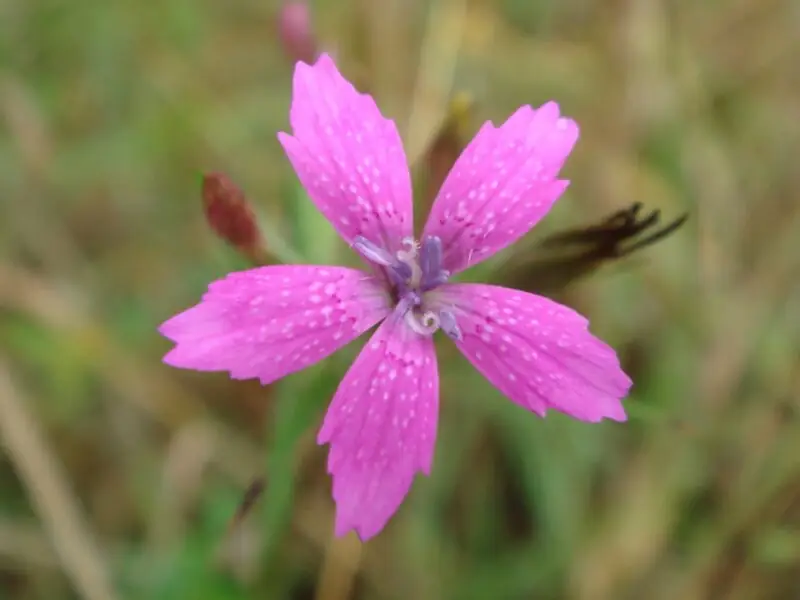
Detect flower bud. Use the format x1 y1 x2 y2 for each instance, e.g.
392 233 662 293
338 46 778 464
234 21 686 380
278 1 317 65
202 173 266 264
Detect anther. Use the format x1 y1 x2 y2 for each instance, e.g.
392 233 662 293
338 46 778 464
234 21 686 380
353 234 413 286
352 235 395 267
438 309 462 341
419 236 449 291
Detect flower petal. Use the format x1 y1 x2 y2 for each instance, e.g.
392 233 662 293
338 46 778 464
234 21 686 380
278 54 413 253
318 313 439 540
441 283 631 422
423 102 578 274
159 266 390 385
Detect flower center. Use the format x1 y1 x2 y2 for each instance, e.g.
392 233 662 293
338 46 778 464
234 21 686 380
353 234 462 340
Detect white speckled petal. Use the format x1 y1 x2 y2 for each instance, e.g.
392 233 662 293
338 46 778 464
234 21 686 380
318 312 438 541
278 54 413 252
159 266 391 385
441 283 631 422
423 102 578 274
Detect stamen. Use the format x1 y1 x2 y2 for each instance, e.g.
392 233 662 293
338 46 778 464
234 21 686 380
352 235 395 267
438 309 462 341
389 261 413 283
419 236 449 291
353 234 412 288
421 269 450 291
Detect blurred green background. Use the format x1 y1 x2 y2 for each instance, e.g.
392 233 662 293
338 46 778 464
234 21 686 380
1 0 799 598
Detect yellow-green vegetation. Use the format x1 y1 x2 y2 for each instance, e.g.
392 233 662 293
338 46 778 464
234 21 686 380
1 0 798 598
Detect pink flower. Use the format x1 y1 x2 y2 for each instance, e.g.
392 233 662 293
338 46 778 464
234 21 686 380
160 54 632 540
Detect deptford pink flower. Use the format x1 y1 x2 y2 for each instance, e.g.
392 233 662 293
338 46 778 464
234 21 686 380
160 54 632 540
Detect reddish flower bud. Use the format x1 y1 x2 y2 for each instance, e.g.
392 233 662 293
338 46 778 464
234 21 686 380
278 1 317 65
202 173 266 264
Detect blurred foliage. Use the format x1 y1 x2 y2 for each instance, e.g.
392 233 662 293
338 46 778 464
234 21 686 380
1 0 799 599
